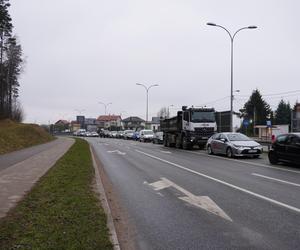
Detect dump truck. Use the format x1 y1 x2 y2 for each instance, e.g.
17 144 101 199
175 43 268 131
160 106 217 149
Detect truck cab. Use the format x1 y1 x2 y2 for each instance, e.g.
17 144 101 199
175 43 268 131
181 106 217 148
161 106 217 149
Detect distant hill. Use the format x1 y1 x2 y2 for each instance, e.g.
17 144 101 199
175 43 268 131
0 119 54 154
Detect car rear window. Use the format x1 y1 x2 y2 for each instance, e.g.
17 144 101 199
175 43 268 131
276 135 288 143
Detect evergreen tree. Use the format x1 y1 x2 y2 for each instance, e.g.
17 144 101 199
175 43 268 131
274 99 291 125
239 89 272 135
0 0 24 121
0 0 13 118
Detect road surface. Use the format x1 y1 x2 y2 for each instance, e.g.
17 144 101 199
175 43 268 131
88 137 300 250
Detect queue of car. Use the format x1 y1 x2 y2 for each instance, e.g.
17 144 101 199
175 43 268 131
73 128 300 166
73 129 99 137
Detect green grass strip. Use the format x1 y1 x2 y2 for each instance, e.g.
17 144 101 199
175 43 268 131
0 139 113 250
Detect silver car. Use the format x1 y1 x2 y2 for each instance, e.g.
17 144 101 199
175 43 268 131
206 132 263 158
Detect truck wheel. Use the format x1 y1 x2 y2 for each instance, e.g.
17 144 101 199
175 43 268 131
166 138 171 147
175 137 182 149
182 137 191 150
163 137 168 147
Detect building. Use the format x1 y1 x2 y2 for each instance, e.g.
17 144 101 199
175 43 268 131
97 115 122 130
70 121 81 132
122 116 145 130
292 103 300 132
54 120 70 132
76 116 85 129
85 118 97 132
150 117 160 131
254 124 289 141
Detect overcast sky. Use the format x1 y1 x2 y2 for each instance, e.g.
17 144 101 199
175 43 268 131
9 0 300 124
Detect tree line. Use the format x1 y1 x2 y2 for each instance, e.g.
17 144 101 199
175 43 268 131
157 88 298 133
0 0 24 121
239 89 299 134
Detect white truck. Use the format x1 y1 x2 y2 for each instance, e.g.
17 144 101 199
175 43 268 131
160 106 217 149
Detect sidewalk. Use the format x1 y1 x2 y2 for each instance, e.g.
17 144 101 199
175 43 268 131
0 137 74 219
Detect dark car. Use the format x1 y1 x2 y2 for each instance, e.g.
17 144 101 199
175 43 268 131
268 133 300 165
206 132 263 158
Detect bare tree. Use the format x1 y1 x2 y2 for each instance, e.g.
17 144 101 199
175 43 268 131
157 107 169 118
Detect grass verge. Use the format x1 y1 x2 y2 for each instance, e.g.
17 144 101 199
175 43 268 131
0 139 113 250
0 119 54 154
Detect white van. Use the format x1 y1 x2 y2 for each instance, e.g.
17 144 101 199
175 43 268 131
139 129 154 142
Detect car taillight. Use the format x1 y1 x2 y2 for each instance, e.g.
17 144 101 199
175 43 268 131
271 135 276 143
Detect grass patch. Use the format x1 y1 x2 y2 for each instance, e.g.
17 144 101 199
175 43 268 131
0 119 54 154
0 139 113 250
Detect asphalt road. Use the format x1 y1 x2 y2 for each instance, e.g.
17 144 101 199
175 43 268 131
87 137 300 250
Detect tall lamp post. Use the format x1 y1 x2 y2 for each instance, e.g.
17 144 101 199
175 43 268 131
206 22 257 132
136 83 159 125
99 102 112 115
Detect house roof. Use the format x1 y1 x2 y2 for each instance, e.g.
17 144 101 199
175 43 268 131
122 116 145 122
55 119 69 125
97 115 121 122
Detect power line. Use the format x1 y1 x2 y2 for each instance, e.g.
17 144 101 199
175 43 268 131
197 96 229 107
236 89 300 98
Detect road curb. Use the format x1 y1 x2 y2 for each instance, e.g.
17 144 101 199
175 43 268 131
90 146 121 250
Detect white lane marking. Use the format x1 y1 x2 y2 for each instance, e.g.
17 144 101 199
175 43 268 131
252 173 300 187
104 143 110 146
107 150 126 155
136 149 300 214
186 150 300 174
159 150 172 154
149 179 172 190
149 177 232 221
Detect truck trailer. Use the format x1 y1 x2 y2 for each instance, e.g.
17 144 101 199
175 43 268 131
160 106 217 149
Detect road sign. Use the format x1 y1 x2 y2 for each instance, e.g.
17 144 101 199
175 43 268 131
243 119 249 127
266 120 272 128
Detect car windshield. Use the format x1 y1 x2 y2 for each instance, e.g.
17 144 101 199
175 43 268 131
227 133 251 141
144 131 153 135
191 111 215 123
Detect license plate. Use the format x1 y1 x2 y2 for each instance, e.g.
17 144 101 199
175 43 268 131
248 150 257 153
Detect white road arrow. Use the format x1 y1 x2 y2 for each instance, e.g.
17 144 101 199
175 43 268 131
107 150 126 155
149 177 232 222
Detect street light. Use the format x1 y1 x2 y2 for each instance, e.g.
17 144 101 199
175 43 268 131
136 83 159 124
207 22 257 132
98 102 112 115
